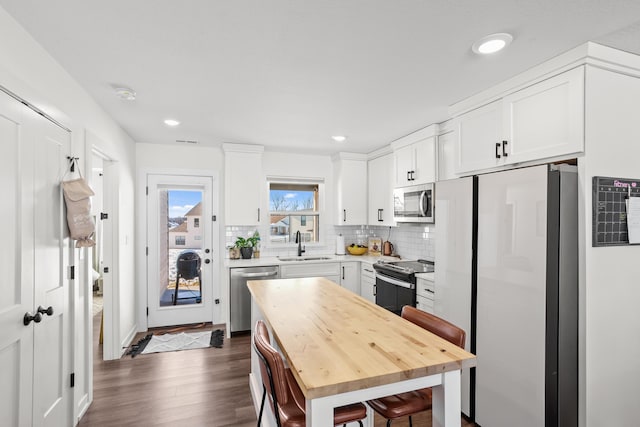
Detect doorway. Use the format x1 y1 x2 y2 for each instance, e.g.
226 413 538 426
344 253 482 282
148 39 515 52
147 174 215 327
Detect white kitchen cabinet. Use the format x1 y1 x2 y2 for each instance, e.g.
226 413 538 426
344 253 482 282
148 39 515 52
360 262 376 303
455 100 503 174
415 277 435 314
502 66 584 165
340 262 360 294
436 121 457 181
392 126 437 187
367 152 396 226
455 66 585 174
333 153 367 225
223 144 264 225
280 262 341 284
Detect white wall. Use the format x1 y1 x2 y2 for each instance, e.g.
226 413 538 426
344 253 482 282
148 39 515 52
580 66 640 426
0 6 136 424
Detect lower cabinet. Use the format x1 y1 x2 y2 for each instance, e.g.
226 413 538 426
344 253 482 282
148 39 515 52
280 263 340 284
415 277 434 314
340 262 360 294
360 262 376 303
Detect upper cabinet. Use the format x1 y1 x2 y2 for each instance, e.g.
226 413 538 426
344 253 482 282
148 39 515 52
223 143 264 226
368 151 395 226
392 125 437 187
455 66 585 174
333 153 367 225
436 120 458 182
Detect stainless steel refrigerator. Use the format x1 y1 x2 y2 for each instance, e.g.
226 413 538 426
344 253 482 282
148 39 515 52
435 164 578 427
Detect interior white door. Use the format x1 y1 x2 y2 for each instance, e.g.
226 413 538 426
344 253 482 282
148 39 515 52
147 174 215 327
475 165 547 427
0 90 71 427
30 106 71 427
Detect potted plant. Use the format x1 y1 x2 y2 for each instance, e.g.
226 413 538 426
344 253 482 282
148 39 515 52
235 233 260 259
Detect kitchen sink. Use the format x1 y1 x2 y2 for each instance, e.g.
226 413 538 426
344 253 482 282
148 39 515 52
277 256 333 262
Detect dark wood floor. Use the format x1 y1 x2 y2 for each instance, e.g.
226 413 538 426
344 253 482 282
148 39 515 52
78 313 474 427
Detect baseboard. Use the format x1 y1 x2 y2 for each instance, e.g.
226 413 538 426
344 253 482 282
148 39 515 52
76 394 90 425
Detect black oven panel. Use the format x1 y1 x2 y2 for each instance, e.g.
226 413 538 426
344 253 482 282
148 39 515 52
375 275 416 316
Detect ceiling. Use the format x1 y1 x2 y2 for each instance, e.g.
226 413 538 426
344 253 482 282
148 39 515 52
2 1 640 155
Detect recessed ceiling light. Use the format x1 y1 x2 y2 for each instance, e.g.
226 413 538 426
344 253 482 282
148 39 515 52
332 135 347 143
114 87 136 101
472 33 513 55
164 119 180 127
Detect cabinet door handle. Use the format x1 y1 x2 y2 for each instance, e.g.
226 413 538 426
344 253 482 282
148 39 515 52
502 140 508 157
407 171 411 181
495 142 501 159
373 284 376 296
410 171 415 181
378 209 383 222
343 209 346 222
342 266 345 280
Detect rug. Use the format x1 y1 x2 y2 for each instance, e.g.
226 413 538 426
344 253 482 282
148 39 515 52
126 329 224 357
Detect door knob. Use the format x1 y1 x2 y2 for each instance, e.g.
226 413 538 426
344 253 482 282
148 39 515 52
37 305 54 316
24 312 42 326
204 259 211 264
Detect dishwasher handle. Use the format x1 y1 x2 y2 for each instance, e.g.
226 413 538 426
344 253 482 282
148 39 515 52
238 271 278 279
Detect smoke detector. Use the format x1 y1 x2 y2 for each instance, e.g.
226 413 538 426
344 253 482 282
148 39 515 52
114 87 136 101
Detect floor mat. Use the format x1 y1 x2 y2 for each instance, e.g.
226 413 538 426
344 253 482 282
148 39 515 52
140 329 224 355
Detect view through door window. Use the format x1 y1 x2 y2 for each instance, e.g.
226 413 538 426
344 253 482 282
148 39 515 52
159 189 204 306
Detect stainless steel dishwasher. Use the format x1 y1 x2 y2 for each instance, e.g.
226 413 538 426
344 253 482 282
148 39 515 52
230 266 279 333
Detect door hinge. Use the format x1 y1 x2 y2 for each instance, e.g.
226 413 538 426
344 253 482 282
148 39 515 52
146 307 149 316
70 373 75 388
69 266 75 280
103 267 109 273
212 215 216 222
100 212 108 220
146 247 149 256
146 186 148 195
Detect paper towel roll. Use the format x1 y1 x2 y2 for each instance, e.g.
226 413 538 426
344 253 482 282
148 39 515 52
335 235 346 255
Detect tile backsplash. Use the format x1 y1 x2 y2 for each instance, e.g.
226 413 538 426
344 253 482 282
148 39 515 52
225 223 435 261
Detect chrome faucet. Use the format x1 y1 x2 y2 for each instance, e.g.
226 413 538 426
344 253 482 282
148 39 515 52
295 231 306 256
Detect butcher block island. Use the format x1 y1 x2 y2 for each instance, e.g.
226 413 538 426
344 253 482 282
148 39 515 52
247 277 476 427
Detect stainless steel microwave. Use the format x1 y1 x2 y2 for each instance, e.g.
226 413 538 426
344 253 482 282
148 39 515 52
393 183 434 223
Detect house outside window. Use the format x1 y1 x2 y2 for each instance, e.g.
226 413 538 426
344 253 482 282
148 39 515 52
194 218 200 228
269 181 320 244
175 236 186 245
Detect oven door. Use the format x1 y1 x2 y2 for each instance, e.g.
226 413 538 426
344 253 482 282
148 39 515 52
393 183 434 223
375 273 415 315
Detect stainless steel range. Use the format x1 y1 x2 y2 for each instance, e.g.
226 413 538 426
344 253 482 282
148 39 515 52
373 259 434 315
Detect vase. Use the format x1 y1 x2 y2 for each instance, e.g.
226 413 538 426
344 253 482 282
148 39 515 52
240 247 253 259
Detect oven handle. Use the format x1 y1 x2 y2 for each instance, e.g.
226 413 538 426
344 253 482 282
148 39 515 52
375 273 414 289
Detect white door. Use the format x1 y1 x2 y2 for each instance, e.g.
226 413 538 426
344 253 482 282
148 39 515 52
147 174 215 327
0 90 71 427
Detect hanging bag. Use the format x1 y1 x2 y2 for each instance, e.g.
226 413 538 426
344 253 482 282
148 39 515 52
62 158 96 247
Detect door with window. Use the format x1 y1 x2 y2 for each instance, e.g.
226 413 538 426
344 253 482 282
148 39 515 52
147 174 215 327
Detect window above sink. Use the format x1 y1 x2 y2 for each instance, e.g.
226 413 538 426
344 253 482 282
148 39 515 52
268 179 323 245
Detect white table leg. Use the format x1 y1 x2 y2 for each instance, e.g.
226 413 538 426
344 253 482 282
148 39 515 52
432 370 461 427
306 396 335 427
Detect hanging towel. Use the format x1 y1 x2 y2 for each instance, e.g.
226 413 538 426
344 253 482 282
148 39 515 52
62 177 96 248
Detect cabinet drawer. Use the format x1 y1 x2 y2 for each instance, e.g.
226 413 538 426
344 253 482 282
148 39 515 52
416 278 435 298
280 262 340 279
360 263 375 279
416 294 434 314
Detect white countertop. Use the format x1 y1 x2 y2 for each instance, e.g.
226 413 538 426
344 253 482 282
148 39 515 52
224 254 401 268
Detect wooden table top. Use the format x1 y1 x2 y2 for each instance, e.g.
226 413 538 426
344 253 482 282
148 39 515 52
248 277 476 399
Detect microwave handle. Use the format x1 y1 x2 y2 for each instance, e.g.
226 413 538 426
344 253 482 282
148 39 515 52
419 190 427 216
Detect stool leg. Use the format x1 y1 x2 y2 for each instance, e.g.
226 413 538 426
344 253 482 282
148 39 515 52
173 273 180 305
408 415 413 427
257 385 266 426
